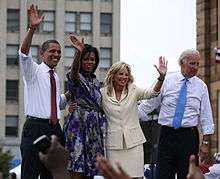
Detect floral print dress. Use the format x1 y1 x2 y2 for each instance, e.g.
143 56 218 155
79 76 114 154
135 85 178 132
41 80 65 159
64 73 107 177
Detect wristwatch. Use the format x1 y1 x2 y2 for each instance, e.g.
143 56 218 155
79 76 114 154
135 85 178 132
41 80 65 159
202 140 209 145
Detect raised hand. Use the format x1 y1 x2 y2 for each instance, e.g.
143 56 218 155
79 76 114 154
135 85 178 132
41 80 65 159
154 56 168 78
28 4 44 29
96 155 132 179
69 34 84 52
39 135 69 174
187 155 205 179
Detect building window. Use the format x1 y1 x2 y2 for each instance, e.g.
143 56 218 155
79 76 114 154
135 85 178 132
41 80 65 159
100 48 112 69
31 46 40 64
5 115 18 137
65 12 76 33
39 11 55 33
101 13 112 35
64 46 76 69
7 45 19 65
6 80 18 101
7 9 19 32
80 13 92 33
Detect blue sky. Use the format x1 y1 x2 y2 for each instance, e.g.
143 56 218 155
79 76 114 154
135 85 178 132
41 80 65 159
121 0 196 87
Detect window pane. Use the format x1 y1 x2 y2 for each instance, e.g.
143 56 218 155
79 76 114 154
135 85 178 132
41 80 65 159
80 13 92 32
43 22 54 32
31 46 40 63
6 80 18 101
65 23 76 32
65 12 76 22
65 12 76 32
64 47 76 67
6 116 18 137
43 12 54 21
100 48 112 69
7 9 19 32
7 45 19 65
40 11 55 32
101 13 112 34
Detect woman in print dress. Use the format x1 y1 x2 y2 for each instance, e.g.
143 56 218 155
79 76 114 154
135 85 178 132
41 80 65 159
64 35 106 179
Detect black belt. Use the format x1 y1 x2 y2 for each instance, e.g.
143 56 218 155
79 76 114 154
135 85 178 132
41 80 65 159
162 125 197 132
26 115 50 124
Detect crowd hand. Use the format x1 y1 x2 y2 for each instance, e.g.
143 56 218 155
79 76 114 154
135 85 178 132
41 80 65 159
68 102 77 113
187 155 205 179
28 4 44 29
96 155 132 179
39 135 69 174
69 34 84 52
154 56 167 78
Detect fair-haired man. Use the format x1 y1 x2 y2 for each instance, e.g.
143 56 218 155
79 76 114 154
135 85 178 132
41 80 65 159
138 49 214 179
19 4 67 179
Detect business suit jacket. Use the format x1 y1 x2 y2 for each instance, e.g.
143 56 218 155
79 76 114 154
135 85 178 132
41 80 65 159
101 83 159 149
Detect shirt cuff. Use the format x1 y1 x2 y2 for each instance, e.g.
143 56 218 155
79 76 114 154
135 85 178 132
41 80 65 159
19 49 32 59
61 94 67 103
201 124 215 135
152 89 160 97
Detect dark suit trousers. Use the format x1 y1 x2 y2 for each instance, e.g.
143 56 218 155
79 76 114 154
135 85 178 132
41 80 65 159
20 116 64 179
156 126 199 179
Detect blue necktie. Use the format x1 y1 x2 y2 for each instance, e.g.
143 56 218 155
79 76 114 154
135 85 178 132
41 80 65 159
172 79 188 129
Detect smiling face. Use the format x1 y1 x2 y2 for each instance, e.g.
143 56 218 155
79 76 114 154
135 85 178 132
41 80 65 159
41 42 61 69
81 52 97 73
113 67 129 89
181 53 200 78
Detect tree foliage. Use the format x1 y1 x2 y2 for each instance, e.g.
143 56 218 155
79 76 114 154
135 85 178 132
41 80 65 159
0 147 13 178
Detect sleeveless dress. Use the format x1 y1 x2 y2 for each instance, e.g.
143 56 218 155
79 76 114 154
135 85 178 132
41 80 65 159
64 73 107 177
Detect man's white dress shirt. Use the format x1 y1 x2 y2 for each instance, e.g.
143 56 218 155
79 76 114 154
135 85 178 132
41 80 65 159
138 71 214 135
19 50 66 119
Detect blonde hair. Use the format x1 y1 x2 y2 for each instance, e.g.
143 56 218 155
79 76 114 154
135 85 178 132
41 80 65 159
104 61 134 96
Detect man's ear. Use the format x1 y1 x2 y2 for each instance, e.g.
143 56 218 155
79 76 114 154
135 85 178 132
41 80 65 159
39 49 44 59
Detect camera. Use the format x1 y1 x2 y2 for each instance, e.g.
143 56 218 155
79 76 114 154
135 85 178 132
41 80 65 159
33 135 51 154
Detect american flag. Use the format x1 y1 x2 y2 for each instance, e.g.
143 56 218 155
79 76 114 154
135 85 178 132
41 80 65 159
214 47 220 63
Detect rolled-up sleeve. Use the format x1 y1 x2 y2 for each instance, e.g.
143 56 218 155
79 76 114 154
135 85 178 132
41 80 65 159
138 95 161 121
19 50 38 82
199 87 214 135
136 85 160 101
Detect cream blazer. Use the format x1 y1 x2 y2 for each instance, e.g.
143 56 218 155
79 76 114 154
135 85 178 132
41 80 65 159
101 83 159 150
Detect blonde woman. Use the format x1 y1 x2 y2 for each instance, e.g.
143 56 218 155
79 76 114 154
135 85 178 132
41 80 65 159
101 59 167 178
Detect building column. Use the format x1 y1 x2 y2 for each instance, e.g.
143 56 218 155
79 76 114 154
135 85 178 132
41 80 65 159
0 0 7 143
93 0 101 76
112 0 120 63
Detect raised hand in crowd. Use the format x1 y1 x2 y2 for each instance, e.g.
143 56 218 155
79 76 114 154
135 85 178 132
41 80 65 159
28 4 44 29
39 135 70 179
69 34 85 52
154 56 167 79
96 155 132 179
187 155 205 179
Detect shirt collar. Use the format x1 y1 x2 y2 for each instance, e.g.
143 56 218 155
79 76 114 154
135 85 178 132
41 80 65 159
40 62 54 73
178 72 196 84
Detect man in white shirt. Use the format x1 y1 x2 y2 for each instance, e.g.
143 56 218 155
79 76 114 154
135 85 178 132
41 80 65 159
19 4 66 179
138 49 214 179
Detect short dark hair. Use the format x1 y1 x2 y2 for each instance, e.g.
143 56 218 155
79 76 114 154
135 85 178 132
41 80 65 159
41 40 60 52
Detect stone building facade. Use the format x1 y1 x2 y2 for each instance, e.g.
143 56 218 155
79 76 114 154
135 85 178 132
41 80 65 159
197 0 220 152
0 0 120 160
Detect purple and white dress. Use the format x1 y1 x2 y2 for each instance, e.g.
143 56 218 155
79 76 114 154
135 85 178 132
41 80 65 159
64 72 107 177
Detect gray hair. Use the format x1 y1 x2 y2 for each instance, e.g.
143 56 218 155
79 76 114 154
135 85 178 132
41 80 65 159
178 49 200 65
